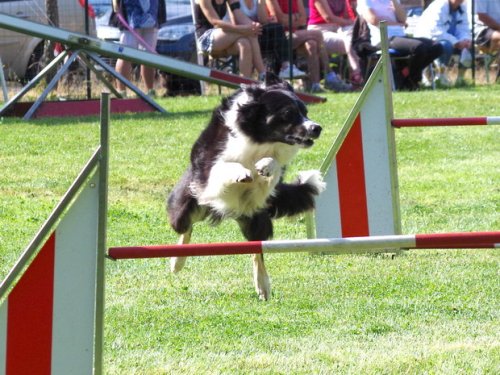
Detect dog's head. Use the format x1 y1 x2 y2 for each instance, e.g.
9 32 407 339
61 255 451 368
226 73 322 148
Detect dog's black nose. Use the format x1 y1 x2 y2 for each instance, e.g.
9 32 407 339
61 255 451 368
308 124 322 138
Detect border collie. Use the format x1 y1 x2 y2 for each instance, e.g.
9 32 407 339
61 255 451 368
167 74 325 300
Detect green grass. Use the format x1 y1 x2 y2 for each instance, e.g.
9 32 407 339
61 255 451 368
1 85 499 374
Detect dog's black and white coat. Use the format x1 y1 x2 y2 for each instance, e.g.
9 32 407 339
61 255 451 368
167 74 325 300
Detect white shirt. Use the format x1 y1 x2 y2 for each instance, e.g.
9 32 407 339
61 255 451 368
357 0 406 46
413 0 470 44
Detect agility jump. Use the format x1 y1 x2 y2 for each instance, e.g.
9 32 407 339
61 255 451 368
309 25 499 240
1 24 499 373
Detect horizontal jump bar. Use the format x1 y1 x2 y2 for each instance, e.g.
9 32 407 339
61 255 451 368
391 116 500 127
108 232 500 260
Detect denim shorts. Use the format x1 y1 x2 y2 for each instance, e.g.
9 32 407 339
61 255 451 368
119 28 158 51
198 28 216 54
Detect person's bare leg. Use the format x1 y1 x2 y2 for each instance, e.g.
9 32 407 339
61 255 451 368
491 30 500 52
303 40 320 84
249 36 266 75
237 39 254 77
115 59 132 91
211 30 254 78
141 65 156 91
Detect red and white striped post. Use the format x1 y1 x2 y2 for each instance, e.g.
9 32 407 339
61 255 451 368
310 26 499 240
311 49 401 239
108 232 500 260
0 172 102 375
0 94 109 375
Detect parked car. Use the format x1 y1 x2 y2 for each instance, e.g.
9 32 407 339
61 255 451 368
0 0 96 81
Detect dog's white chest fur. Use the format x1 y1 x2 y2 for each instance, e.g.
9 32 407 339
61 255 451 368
192 133 299 217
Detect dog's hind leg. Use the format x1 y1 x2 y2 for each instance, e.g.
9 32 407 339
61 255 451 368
252 253 270 301
167 170 200 273
171 227 192 273
237 212 273 301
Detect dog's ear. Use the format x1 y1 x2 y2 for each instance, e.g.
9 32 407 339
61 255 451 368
265 72 294 92
264 72 282 87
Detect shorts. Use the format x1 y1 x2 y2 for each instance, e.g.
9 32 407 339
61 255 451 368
307 24 353 55
119 28 158 51
475 27 494 48
198 28 216 54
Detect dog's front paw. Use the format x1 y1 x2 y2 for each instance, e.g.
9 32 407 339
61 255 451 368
235 169 253 183
255 157 279 178
224 163 253 183
298 170 327 194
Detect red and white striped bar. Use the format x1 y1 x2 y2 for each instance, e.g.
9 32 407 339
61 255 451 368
108 231 500 260
392 116 500 128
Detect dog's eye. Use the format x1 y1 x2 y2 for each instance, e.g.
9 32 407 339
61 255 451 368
279 108 294 120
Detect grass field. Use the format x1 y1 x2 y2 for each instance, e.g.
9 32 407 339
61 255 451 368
1 84 499 374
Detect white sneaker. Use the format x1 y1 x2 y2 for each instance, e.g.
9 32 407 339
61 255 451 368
279 64 307 79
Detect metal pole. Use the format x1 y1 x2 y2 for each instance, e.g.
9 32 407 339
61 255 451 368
93 92 109 375
85 0 91 99
0 57 8 102
471 0 476 84
288 0 294 80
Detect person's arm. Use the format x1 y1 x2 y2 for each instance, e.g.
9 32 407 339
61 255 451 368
478 13 500 31
266 0 302 29
313 0 352 26
198 0 260 35
256 0 270 24
390 0 406 24
295 0 308 27
230 0 264 36
360 0 405 27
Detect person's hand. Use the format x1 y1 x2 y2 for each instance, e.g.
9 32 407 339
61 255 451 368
455 40 472 50
341 18 354 27
245 22 263 36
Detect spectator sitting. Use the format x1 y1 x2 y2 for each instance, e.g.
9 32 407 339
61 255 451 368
356 0 443 90
266 0 351 92
308 0 365 87
230 0 307 78
474 0 500 55
414 0 472 87
194 0 267 79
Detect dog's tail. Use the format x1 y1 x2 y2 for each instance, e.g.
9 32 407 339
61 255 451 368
268 170 326 219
